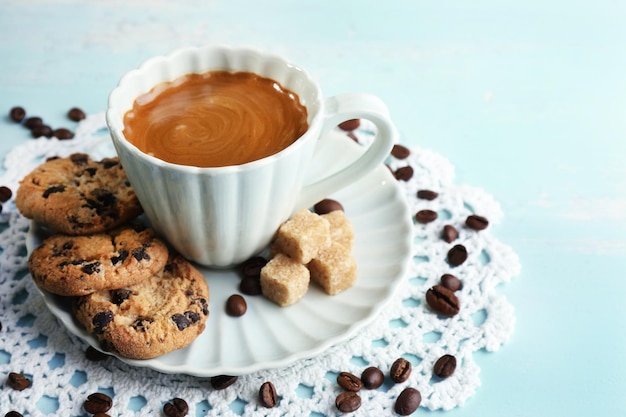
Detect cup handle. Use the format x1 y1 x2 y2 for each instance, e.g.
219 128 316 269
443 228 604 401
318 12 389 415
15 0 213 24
295 93 397 211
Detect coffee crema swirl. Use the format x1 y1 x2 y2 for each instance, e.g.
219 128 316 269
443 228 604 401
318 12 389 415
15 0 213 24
123 71 309 168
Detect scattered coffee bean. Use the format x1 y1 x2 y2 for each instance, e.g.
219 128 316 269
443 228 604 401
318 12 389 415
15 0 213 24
9 107 26 123
390 357 412 383
239 256 267 278
0 203 3 214
52 128 74 140
447 244 468 266
466 214 489 231
225 294 247 317
394 387 421 416
441 224 458 243
83 392 113 414
338 119 360 131
68 107 86 121
0 186 13 202
391 143 411 159
416 189 438 200
360 366 384 389
239 276 262 295
440 274 462 292
5 411 24 417
313 198 344 214
210 375 238 390
433 354 457 378
23 116 42 129
93 414 111 417
259 381 278 408
335 391 361 413
337 371 363 392
415 209 437 224
394 165 414 181
7 372 31 391
85 346 110 361
31 124 53 138
426 285 460 317
163 397 188 417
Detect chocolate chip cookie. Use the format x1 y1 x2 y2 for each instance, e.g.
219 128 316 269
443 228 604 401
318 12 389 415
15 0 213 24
28 225 169 296
73 254 210 359
15 153 143 235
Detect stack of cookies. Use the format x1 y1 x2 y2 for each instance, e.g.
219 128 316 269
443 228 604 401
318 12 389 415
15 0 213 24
16 153 210 359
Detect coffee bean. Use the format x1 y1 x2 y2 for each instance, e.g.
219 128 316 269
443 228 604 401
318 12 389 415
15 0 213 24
52 128 74 140
83 392 113 414
390 357 412 383
447 244 468 266
360 366 384 389
239 256 267 278
5 411 24 417
7 372 31 391
335 391 361 413
259 381 278 408
338 119 360 131
440 274 462 292
9 106 26 123
163 398 188 417
225 294 247 317
313 198 344 214
433 354 457 378
23 116 42 129
426 285 460 317
239 276 262 295
85 346 110 361
394 165 414 181
68 107 86 121
31 124 53 138
391 144 411 159
394 387 421 415
441 224 458 243
93 414 111 417
466 214 489 231
0 186 13 202
416 189 438 200
337 371 363 392
415 209 437 224
210 375 238 390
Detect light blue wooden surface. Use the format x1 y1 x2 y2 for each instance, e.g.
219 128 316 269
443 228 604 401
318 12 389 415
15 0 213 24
1 1 625 415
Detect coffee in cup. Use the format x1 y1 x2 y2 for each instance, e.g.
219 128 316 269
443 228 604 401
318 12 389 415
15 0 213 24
122 71 309 167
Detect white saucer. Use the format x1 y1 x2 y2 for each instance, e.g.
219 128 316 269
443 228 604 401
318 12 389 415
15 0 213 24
26 130 414 376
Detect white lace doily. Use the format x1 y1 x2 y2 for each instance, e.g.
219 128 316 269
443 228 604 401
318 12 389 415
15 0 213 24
0 114 520 416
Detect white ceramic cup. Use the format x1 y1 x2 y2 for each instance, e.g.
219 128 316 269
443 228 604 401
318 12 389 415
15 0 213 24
106 45 397 267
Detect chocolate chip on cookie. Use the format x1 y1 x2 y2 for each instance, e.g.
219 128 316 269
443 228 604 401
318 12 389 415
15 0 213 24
15 153 143 235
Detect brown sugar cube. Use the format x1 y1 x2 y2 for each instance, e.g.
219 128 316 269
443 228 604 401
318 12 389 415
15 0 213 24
321 210 354 250
272 209 331 264
260 253 310 306
308 242 357 295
